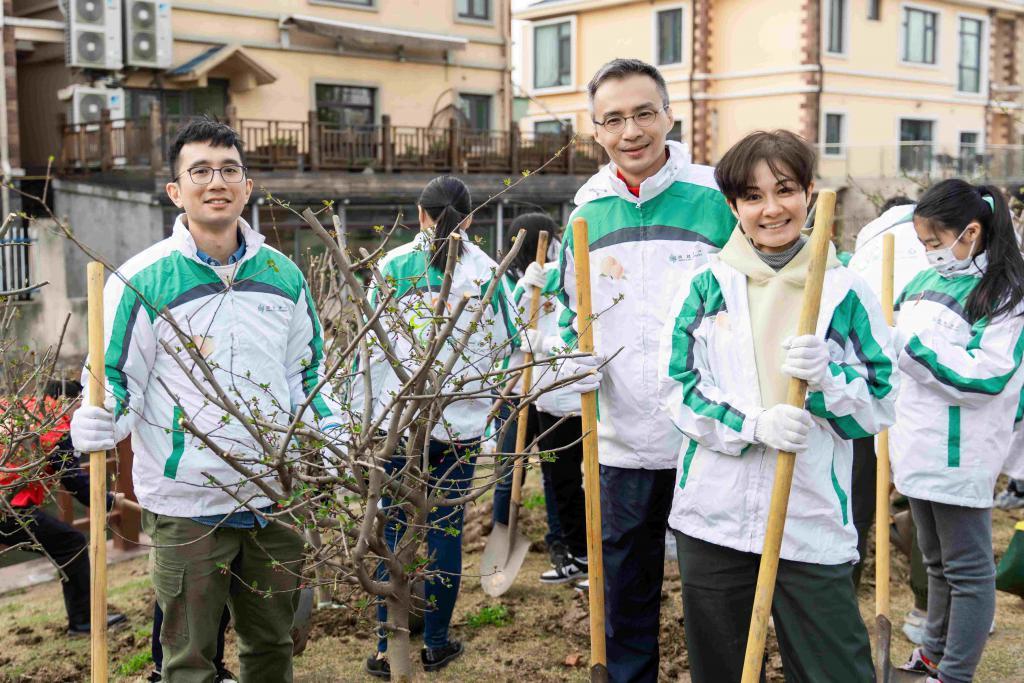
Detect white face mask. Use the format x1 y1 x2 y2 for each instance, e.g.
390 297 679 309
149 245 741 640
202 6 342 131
926 224 977 276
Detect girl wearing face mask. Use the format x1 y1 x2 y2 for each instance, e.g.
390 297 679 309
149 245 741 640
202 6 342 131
892 179 1024 683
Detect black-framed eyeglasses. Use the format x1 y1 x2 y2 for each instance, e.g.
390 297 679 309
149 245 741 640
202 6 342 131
593 105 669 134
174 164 247 185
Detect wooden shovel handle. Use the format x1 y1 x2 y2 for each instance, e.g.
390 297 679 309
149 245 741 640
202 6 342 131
86 261 109 683
875 233 895 619
509 230 549 515
741 190 837 683
572 217 608 674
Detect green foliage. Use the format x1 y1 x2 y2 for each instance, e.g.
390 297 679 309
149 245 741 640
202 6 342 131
522 491 545 511
115 651 153 676
466 603 511 629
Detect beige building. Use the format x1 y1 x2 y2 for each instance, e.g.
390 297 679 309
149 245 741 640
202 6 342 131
515 0 1024 223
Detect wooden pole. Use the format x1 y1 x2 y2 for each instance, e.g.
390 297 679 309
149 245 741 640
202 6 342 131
572 217 608 682
86 261 108 682
875 233 896 619
740 190 837 683
506 230 550 559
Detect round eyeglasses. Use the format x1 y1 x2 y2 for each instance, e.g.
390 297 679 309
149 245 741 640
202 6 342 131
593 105 669 134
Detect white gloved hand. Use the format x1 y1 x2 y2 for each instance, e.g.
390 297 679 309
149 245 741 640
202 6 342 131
520 262 547 290
561 354 604 394
754 405 814 453
70 404 116 453
781 335 831 387
524 328 558 356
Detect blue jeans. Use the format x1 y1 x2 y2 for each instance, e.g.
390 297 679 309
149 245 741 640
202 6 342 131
491 401 564 547
376 439 477 651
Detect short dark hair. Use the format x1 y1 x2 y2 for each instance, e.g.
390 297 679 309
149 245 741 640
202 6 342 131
587 58 669 113
714 130 816 206
879 195 914 216
168 116 245 179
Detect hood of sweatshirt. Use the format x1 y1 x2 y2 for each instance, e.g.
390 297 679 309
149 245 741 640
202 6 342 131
718 225 841 286
573 139 693 207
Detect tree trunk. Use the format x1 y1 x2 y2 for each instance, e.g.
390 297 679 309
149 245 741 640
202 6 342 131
386 586 413 682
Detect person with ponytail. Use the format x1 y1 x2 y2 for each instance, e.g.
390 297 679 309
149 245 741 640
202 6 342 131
489 212 591 584
353 176 519 677
892 179 1024 683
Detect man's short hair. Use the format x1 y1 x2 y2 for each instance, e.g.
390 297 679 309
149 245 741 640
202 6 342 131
587 58 669 113
168 116 245 180
878 195 914 215
714 130 816 206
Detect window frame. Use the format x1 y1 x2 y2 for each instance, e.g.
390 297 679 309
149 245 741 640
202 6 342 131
899 3 940 68
823 0 850 57
958 129 983 173
955 12 987 95
459 92 493 131
311 0 375 8
531 15 576 94
313 82 378 128
868 0 881 21
455 0 492 24
652 4 686 67
533 118 572 136
897 115 938 175
821 110 847 159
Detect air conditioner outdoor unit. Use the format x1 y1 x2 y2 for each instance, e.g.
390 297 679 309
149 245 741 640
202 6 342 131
70 86 126 125
124 0 172 69
65 0 123 70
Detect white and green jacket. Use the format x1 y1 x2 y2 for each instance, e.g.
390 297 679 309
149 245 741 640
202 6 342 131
81 216 341 517
1004 389 1024 480
891 262 1024 508
557 140 736 469
349 231 518 443
658 258 897 564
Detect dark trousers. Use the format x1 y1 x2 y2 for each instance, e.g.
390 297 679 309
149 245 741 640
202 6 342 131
674 532 874 683
0 507 90 627
377 439 476 652
537 412 587 559
600 465 675 683
851 437 877 589
152 601 230 672
492 403 567 549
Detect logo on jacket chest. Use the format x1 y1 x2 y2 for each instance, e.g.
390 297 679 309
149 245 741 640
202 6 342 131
257 303 290 314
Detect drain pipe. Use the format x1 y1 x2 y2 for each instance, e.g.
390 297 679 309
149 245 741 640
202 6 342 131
0 1 12 219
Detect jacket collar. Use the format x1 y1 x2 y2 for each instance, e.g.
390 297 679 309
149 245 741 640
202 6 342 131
171 214 265 266
573 139 692 208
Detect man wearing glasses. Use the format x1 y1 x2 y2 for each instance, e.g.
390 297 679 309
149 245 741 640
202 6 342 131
556 58 735 682
71 117 340 682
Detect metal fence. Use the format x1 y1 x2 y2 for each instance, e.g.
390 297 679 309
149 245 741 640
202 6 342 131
0 220 32 300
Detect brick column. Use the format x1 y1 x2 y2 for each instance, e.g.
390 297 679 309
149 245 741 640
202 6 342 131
690 0 712 164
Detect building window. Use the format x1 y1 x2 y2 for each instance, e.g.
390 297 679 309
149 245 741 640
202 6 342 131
457 0 489 21
656 7 683 65
899 118 934 173
534 20 572 89
868 0 881 21
959 131 980 173
535 119 566 135
824 112 845 157
126 80 228 120
667 120 682 142
826 0 847 54
460 94 492 130
316 85 376 127
902 7 938 65
958 17 983 93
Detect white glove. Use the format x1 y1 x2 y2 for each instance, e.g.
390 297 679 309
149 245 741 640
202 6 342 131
70 404 116 453
781 335 830 387
523 328 558 356
520 262 547 290
561 354 604 394
754 405 814 453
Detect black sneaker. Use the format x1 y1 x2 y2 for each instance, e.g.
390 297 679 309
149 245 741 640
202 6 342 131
365 653 391 679
146 672 162 683
67 612 127 637
421 640 464 672
215 667 238 683
539 554 588 584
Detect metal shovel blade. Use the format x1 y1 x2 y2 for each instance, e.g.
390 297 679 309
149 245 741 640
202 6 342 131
480 522 531 597
876 614 929 683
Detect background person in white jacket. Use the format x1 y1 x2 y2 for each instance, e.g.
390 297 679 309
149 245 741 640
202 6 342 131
659 131 896 683
556 58 736 683
69 118 342 682
891 180 1024 683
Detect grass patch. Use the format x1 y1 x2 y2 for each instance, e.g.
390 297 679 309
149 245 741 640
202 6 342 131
115 650 153 676
521 492 545 511
466 604 511 629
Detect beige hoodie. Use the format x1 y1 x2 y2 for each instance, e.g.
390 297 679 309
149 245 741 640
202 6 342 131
717 226 840 408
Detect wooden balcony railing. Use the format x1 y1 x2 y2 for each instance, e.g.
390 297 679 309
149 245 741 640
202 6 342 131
57 106 608 177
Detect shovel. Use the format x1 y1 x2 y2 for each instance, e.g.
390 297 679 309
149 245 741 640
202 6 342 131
875 234 925 682
481 230 550 597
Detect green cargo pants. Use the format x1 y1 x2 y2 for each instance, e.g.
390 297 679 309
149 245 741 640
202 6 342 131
143 511 305 683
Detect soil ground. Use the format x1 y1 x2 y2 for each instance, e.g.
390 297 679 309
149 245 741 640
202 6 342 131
2 479 1023 682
